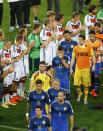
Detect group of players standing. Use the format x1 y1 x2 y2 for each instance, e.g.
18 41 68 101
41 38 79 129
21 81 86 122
0 4 103 131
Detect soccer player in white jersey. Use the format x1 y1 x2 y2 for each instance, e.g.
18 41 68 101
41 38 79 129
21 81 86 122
66 12 82 42
84 5 97 40
55 14 65 44
40 18 57 66
10 35 28 104
0 41 15 108
18 27 35 98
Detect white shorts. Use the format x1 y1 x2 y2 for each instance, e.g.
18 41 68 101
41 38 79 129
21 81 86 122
23 55 29 76
4 72 14 86
14 61 25 81
40 41 57 66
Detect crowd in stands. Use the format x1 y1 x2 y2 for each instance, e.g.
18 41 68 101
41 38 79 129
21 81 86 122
0 0 103 131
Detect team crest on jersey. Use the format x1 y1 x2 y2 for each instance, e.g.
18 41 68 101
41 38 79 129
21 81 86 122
46 32 51 37
64 107 67 111
42 120 46 124
71 45 74 48
59 28 63 32
42 96 45 99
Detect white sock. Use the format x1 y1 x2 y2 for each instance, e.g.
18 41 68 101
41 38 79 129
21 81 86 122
2 97 5 104
17 88 21 96
19 82 25 97
6 94 10 102
13 93 17 96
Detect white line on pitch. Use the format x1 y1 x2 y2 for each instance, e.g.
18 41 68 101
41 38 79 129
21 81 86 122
0 125 27 131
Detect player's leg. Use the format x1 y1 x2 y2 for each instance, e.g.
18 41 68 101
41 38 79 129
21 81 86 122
54 0 60 16
18 78 26 99
0 3 3 29
47 0 53 11
31 0 41 23
74 67 83 102
90 70 96 96
82 68 91 104
9 2 16 32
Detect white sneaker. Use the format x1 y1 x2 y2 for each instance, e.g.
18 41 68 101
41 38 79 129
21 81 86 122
1 104 9 108
26 24 31 27
9 27 15 32
33 19 39 24
77 92 83 102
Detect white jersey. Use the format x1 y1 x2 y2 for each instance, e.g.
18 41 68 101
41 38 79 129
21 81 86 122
20 41 29 76
56 24 64 36
11 44 24 81
0 49 12 71
0 49 14 86
56 24 64 44
66 20 81 42
84 14 96 40
40 28 56 65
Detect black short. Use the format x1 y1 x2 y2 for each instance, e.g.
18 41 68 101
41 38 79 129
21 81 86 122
30 0 41 6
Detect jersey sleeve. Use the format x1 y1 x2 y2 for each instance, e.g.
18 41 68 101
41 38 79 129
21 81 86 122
68 102 74 116
66 21 72 32
72 49 76 59
29 118 34 130
40 30 47 41
84 15 92 27
46 117 51 127
45 92 51 104
27 92 33 103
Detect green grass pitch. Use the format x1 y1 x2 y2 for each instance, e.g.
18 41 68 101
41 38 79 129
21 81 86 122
0 0 103 131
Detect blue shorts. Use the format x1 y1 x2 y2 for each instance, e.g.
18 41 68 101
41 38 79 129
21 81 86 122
60 79 70 93
52 124 68 131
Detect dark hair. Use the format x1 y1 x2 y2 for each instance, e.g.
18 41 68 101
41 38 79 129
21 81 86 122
39 61 46 65
55 14 64 21
88 5 96 13
72 12 80 18
63 30 72 35
16 35 23 42
58 46 64 51
35 79 43 85
94 22 101 27
89 30 95 35
79 35 85 40
35 105 42 111
34 23 41 30
58 90 66 96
